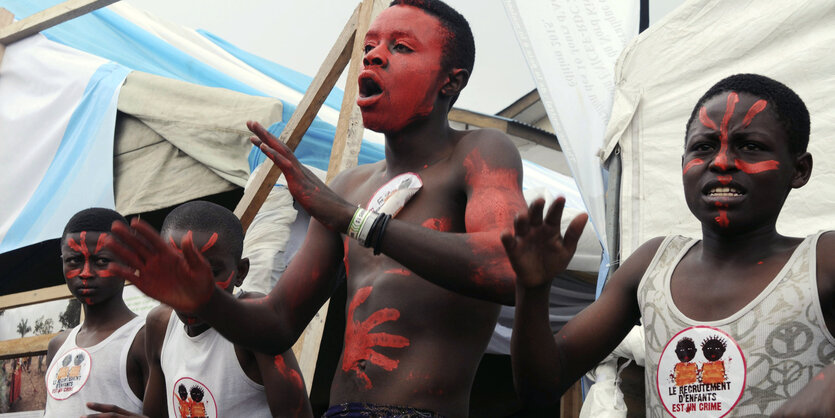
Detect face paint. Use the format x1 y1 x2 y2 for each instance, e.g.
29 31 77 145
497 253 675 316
66 232 114 279
421 217 452 232
703 92 739 170
735 159 779 174
463 149 525 233
742 99 768 128
683 158 705 175
342 286 410 390
714 203 730 228
216 272 234 290
717 175 732 185
199 233 218 253
357 5 450 133
343 237 351 278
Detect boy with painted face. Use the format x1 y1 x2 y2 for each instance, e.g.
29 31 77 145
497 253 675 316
44 208 147 417
505 74 835 416
139 201 312 418
106 1 529 416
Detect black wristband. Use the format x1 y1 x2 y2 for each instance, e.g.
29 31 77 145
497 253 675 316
372 214 391 255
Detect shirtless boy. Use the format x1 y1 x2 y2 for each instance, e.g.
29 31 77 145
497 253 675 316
106 1 527 416
505 74 835 417
44 208 146 416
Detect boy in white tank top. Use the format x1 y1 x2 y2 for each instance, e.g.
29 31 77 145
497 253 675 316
44 208 147 417
104 201 312 418
504 74 835 416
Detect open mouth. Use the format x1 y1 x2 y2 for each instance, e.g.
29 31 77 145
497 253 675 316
358 72 383 99
707 186 744 197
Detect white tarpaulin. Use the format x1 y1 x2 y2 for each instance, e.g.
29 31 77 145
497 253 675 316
603 0 835 258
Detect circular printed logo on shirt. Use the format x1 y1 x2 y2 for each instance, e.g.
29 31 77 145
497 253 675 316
46 348 92 400
656 326 746 417
171 377 217 418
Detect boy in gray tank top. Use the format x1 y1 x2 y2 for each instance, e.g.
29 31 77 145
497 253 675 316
504 74 835 416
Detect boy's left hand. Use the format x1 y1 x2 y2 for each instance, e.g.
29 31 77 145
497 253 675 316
501 197 587 290
771 365 835 417
247 121 354 232
105 218 215 313
82 402 147 417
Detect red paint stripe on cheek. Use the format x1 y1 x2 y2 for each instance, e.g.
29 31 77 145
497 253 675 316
683 159 705 175
735 159 779 174
217 272 234 290
66 269 81 279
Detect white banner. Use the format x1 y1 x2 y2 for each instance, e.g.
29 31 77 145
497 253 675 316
503 0 640 258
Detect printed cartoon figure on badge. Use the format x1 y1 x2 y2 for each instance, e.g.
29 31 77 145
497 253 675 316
43 208 147 417
504 73 835 417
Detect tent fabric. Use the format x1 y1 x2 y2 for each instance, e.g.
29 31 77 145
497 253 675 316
0 33 129 253
114 71 283 215
603 0 835 258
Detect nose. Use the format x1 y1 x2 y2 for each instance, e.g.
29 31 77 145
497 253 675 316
362 44 387 68
709 145 738 172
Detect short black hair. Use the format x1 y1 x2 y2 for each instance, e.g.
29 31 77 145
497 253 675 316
390 0 475 105
161 201 244 261
62 208 127 241
685 73 810 155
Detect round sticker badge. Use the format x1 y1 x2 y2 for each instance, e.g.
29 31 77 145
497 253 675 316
172 377 217 418
46 347 92 400
657 326 746 417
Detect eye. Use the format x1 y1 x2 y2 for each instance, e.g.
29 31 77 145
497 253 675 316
364 44 375 53
739 142 763 151
393 43 412 52
688 141 714 152
63 256 82 266
94 257 110 267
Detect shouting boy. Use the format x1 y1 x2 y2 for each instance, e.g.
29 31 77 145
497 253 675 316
504 74 835 416
44 208 146 416
106 1 527 416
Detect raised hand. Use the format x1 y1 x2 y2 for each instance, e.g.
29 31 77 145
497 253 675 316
82 402 147 417
248 121 353 232
105 218 214 312
501 198 588 290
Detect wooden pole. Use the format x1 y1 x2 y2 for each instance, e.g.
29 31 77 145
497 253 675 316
233 4 361 231
0 0 119 45
0 8 14 65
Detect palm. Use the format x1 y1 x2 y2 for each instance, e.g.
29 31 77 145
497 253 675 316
502 198 587 289
106 219 214 312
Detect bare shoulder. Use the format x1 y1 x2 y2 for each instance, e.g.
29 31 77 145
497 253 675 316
46 328 72 364
145 305 173 339
606 236 667 292
453 128 521 163
237 291 266 300
816 231 835 276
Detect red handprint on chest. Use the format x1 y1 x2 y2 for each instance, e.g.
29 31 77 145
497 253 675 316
342 286 410 390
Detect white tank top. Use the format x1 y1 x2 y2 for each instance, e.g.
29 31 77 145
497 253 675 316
638 233 835 417
43 316 144 417
160 310 271 418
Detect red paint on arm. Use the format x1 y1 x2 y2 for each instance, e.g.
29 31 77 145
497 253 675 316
384 268 411 277
342 287 409 390
683 159 705 175
463 149 524 232
273 354 305 415
343 237 350 279
742 99 768 127
735 159 779 174
420 217 452 232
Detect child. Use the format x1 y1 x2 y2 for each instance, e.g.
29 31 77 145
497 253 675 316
504 74 835 416
106 1 529 416
140 201 311 418
44 208 146 416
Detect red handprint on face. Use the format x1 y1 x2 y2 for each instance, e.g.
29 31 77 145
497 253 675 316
342 286 410 390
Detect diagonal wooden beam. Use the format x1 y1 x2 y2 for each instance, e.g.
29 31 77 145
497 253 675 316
0 333 58 360
0 8 14 65
233 3 361 231
0 0 120 45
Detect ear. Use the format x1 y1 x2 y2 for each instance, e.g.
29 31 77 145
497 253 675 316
234 257 250 288
790 152 812 188
440 68 470 98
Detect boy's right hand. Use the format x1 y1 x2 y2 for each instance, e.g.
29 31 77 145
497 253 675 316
501 197 588 290
106 218 214 312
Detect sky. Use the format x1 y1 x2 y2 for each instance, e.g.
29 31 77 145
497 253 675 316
125 0 685 116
